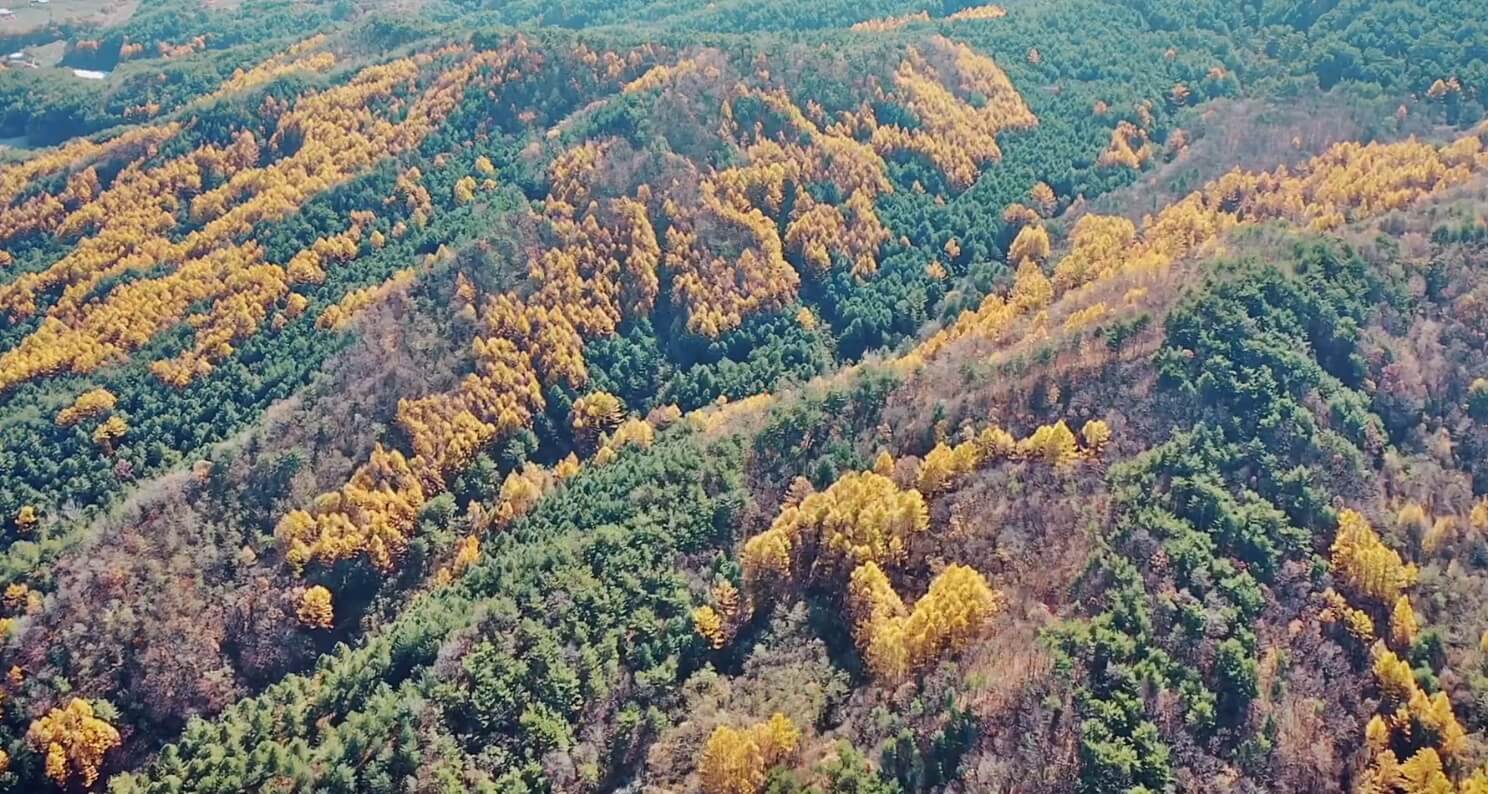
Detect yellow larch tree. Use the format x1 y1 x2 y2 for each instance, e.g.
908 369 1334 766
741 471 928 597
1008 224 1051 265
297 585 334 629
697 713 800 794
1081 419 1112 455
1319 588 1375 644
693 605 726 649
495 465 547 525
56 387 117 427
26 698 122 788
1029 182 1057 215
1390 595 1420 651
1331 509 1418 609
92 415 128 450
848 561 1002 681
16 504 38 533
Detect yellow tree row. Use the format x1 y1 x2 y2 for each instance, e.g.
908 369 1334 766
315 268 418 332
0 46 537 395
0 129 261 323
208 33 336 100
55 387 117 427
946 5 1007 21
919 417 1110 491
1358 644 1475 793
868 38 1037 190
1315 508 1485 793
289 142 666 572
919 129 1488 361
0 166 100 246
0 123 178 212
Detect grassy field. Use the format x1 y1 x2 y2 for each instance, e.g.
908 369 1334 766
0 0 136 36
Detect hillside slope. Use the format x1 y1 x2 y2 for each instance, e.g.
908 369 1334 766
0 1 1487 792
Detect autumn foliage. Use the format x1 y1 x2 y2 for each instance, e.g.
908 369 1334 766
26 698 122 788
697 713 800 794
848 561 1002 681
742 471 929 595
296 585 334 629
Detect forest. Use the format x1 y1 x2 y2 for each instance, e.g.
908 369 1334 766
0 0 1486 791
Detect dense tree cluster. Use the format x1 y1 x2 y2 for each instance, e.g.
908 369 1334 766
848 560 1001 681
698 713 801 794
26 698 121 788
0 0 1486 791
919 129 1488 360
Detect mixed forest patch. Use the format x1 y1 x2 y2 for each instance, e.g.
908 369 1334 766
0 0 1487 791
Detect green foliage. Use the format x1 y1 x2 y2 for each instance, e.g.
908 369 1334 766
113 433 746 793
1058 243 1394 792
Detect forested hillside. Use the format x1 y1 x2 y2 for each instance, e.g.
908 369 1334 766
1 0 1487 791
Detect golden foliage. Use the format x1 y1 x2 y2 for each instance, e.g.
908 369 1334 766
869 39 1037 190
571 391 625 440
1361 643 1471 791
273 41 1038 581
693 605 726 649
1320 589 1375 644
495 466 546 526
1063 302 1108 332
1081 419 1112 454
698 714 800 794
622 56 711 94
448 535 481 579
0 47 504 394
26 698 121 788
276 444 428 573
3 583 28 613
317 269 418 331
1002 202 1039 227
1374 646 1417 706
1009 259 1053 313
1051 214 1138 292
91 415 128 449
212 34 335 98
1390 595 1420 651
742 471 928 595
1018 419 1081 467
454 175 478 205
848 561 1002 680
56 387 117 427
601 417 656 453
913 418 1086 493
946 5 1008 21
1332 509 1418 609
1029 182 1056 215
296 585 334 629
1098 120 1153 169
918 130 1488 361
1008 224 1051 265
553 452 581 481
